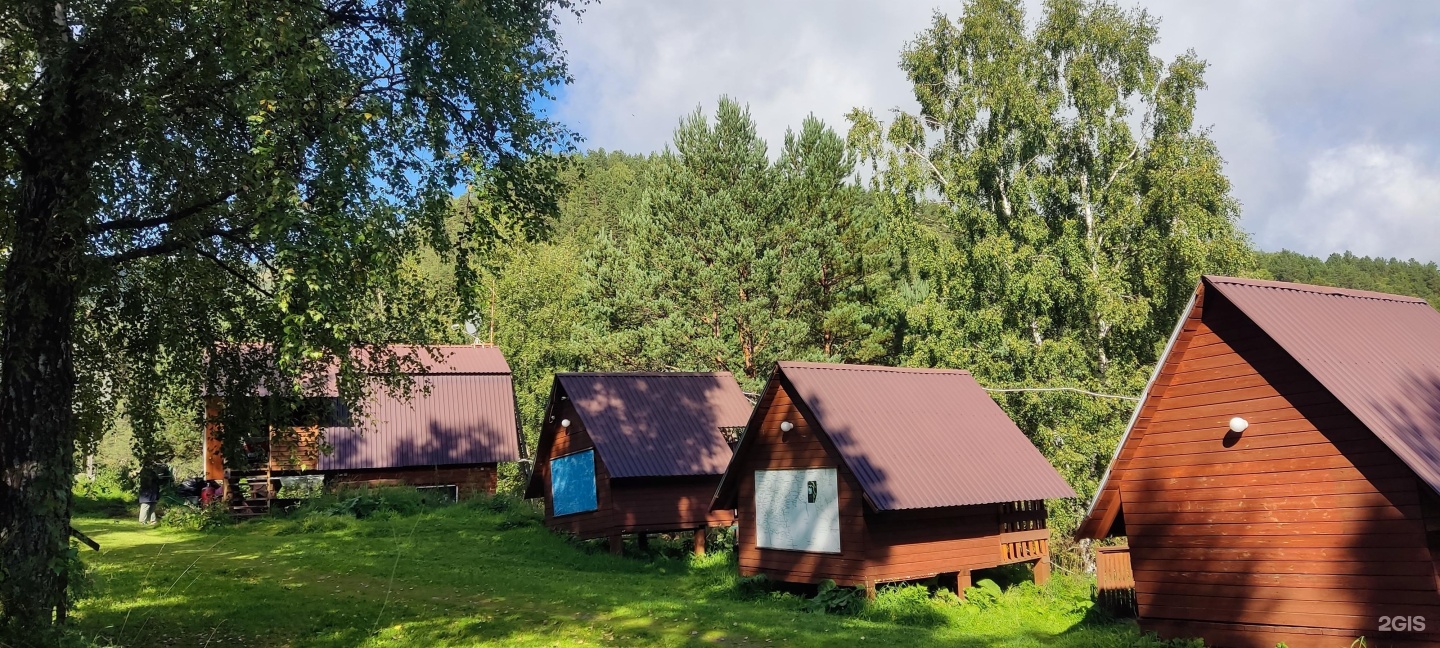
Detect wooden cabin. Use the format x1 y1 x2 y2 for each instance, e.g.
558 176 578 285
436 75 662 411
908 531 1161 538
205 345 521 514
1077 276 1440 648
712 362 1076 594
524 372 752 554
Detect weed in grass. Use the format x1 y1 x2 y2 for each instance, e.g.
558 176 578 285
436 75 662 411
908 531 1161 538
805 579 866 616
964 577 1005 609
863 584 946 626
158 504 231 532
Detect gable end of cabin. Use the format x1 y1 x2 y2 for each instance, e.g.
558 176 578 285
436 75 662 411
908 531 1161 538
1089 281 1440 646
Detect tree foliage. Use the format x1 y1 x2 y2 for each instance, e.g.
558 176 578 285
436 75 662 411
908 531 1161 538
847 0 1256 528
0 0 577 635
581 99 899 384
1258 250 1440 307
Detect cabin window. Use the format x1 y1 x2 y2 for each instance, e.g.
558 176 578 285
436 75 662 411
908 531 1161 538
551 449 598 516
416 484 459 502
754 468 841 553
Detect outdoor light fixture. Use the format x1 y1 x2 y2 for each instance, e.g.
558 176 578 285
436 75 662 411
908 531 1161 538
561 418 571 428
780 421 794 433
1229 417 1249 433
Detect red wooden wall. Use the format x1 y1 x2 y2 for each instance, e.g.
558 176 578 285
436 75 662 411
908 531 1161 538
1119 287 1440 647
327 464 498 499
736 382 870 585
538 397 616 539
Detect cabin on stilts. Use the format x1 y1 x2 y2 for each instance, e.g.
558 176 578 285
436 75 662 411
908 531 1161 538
1077 276 1440 648
712 362 1075 596
524 372 752 555
204 345 521 516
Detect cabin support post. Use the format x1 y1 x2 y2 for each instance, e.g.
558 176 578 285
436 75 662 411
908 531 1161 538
1032 555 1051 586
692 528 706 557
608 533 623 556
637 532 649 552
941 570 973 596
863 579 877 600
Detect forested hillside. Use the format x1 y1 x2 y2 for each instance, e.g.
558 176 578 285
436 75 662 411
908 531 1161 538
401 0 1306 532
1257 250 1440 306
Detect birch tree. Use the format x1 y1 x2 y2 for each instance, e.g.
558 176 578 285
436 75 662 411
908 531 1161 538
0 0 577 636
849 0 1253 527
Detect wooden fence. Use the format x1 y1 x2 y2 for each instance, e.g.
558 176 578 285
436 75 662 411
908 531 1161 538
1095 544 1136 616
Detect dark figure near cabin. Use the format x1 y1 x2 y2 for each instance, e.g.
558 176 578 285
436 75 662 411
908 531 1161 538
137 465 162 525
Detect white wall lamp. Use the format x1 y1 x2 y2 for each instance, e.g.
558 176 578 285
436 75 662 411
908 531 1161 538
560 419 571 429
779 421 794 433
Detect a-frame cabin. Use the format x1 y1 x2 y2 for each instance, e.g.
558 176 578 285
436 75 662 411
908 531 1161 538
713 361 1075 594
1078 276 1440 648
525 372 752 554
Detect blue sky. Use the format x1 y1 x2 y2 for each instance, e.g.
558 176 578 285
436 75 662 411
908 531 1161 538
549 0 1440 262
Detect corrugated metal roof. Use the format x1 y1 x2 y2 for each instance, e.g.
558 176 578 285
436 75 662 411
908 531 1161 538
371 345 511 375
1203 275 1440 496
759 362 1076 510
319 372 520 469
555 372 750 478
214 344 511 396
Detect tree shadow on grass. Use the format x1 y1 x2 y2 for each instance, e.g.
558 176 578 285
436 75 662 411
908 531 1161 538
72 509 1157 648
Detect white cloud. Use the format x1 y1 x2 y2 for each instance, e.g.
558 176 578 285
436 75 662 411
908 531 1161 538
1270 144 1440 261
553 1 1440 261
554 1 931 155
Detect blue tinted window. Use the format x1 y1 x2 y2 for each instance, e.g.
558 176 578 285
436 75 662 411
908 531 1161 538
551 449 598 516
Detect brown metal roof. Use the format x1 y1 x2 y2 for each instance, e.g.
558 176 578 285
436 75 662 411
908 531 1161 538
719 362 1076 511
319 374 520 470
317 345 519 470
1202 275 1440 496
551 372 751 479
378 345 512 375
213 344 511 396
1078 276 1440 539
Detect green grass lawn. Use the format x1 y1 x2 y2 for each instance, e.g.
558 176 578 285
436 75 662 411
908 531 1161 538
68 495 1180 647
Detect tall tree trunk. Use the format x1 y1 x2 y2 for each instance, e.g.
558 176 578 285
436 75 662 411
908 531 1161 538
0 160 84 636
1 30 92 627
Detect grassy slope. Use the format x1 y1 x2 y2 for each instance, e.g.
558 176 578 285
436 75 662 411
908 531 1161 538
70 502 1169 648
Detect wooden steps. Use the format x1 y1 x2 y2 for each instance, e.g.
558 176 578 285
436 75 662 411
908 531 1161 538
230 498 271 519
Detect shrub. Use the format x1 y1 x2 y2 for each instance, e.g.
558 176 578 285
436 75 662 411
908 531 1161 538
464 493 541 529
963 578 1004 610
862 584 946 627
932 586 964 607
291 485 451 519
72 477 131 517
159 503 231 532
733 573 774 601
804 579 865 615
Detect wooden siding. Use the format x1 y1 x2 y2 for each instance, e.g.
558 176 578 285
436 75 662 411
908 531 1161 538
736 381 871 586
864 506 1008 583
327 463 498 498
610 478 734 533
204 398 225 480
1120 288 1440 647
269 426 323 472
734 378 1048 588
539 397 616 539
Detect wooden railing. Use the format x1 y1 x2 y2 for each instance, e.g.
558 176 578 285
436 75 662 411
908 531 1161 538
1000 534 1049 563
999 499 1046 532
997 500 1050 565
